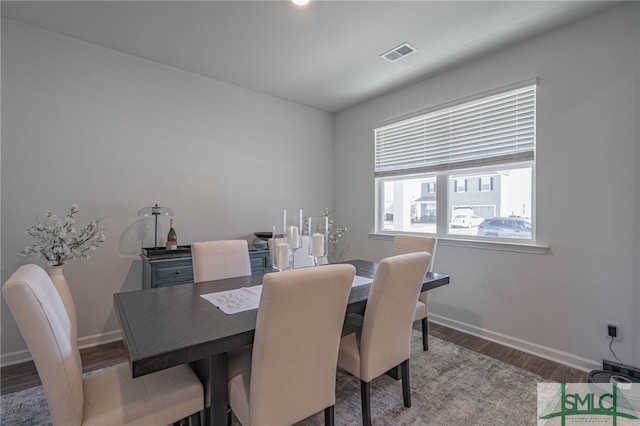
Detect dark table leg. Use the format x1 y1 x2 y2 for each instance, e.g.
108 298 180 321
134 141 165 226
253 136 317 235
192 354 229 426
209 353 229 425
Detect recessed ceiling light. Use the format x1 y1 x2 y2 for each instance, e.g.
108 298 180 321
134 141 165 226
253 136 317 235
380 42 417 63
291 0 311 6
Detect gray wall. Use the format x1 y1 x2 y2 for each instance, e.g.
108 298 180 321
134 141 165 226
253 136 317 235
2 4 639 371
1 19 334 361
334 4 639 370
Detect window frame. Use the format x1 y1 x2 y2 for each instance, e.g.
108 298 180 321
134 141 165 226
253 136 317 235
454 179 467 193
373 80 538 245
479 176 494 192
375 161 534 242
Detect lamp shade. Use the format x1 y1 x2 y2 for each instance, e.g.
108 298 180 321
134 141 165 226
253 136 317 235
138 204 173 217
137 204 173 249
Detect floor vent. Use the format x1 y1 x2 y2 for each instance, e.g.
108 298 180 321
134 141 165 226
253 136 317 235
380 42 417 63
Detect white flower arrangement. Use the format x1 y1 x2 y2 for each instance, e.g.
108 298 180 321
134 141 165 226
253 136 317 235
20 204 106 266
321 208 347 246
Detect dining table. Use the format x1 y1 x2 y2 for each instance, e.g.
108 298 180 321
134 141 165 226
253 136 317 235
113 259 450 425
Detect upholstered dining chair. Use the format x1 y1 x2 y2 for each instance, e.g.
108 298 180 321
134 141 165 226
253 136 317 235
227 263 356 426
192 239 252 283
392 235 437 351
267 236 315 269
337 252 431 426
2 264 204 426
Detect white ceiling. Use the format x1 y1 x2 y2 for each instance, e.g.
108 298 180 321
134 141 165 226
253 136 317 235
1 1 617 112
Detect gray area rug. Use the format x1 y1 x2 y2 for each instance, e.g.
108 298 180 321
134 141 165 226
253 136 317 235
2 331 547 425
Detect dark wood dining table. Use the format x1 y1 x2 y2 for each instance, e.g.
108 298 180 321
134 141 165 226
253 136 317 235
113 259 450 425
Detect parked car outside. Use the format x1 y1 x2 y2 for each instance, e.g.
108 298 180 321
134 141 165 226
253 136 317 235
449 214 484 228
477 217 532 239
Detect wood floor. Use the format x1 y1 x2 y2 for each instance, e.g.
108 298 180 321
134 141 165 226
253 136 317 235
0 321 587 396
427 322 588 383
1 340 128 395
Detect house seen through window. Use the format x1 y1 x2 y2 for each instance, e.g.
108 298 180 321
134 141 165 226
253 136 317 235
375 81 536 241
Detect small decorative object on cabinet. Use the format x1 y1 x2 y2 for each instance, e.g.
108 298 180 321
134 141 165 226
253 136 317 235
166 219 178 250
141 244 270 289
137 204 173 250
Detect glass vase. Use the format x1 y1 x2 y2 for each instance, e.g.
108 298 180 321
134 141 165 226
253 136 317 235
307 216 328 266
49 265 78 340
270 210 291 272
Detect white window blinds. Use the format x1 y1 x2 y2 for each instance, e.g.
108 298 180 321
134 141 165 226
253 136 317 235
374 83 536 177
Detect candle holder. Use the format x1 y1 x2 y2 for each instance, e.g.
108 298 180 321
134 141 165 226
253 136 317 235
286 209 304 268
271 209 305 271
270 223 291 272
307 216 328 266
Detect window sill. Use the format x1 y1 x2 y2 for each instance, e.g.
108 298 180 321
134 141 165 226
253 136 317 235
368 233 549 255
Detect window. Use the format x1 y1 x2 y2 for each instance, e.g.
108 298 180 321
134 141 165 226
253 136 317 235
479 177 494 192
375 81 536 241
425 182 436 194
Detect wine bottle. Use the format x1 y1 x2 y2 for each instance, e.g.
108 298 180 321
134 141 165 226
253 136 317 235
166 219 177 250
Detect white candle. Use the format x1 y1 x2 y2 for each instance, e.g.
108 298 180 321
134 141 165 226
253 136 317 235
312 233 324 257
288 226 300 248
276 242 289 268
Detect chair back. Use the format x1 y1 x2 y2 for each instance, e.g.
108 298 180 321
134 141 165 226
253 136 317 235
392 235 437 272
249 264 356 425
2 264 84 426
359 252 431 381
192 240 252 282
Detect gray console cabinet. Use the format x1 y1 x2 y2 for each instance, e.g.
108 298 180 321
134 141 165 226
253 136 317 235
141 247 270 289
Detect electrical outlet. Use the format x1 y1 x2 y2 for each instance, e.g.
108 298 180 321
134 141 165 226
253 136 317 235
605 321 621 341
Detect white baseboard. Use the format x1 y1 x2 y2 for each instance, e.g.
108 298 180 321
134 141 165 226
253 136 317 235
429 313 601 373
3 317 602 373
1 330 123 367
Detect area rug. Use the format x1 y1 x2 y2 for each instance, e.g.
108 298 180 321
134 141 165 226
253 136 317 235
2 331 547 425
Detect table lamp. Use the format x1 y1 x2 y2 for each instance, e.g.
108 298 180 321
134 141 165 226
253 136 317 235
137 204 173 250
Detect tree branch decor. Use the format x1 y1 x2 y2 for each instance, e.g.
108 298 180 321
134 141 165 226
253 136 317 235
20 204 106 266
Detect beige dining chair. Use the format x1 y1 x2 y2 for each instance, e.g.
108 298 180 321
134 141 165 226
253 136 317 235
227 263 356 426
337 252 431 426
392 235 437 351
267 236 315 269
2 264 204 426
192 239 252 283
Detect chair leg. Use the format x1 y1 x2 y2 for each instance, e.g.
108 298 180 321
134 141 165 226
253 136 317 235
360 380 372 426
190 411 201 426
421 317 429 351
324 404 335 426
400 359 411 408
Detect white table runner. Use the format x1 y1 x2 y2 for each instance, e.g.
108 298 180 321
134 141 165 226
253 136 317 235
201 275 373 314
200 286 263 315
352 275 373 287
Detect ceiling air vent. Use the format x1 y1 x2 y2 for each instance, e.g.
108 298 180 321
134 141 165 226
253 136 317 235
380 42 417 63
